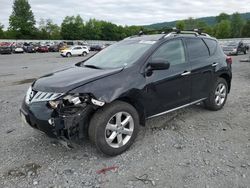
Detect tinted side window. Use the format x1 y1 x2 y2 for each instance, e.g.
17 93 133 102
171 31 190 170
204 39 217 55
151 39 186 65
186 38 209 60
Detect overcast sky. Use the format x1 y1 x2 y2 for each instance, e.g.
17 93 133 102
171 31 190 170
0 0 250 28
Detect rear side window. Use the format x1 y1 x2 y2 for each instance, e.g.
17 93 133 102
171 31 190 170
186 38 209 60
151 39 186 66
204 39 217 55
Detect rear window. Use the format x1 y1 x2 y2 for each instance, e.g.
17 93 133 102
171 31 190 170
204 39 217 55
186 38 209 60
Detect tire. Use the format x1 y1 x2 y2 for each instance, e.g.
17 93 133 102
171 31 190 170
82 52 87 56
204 78 228 111
66 52 71 57
244 50 247 54
88 101 139 156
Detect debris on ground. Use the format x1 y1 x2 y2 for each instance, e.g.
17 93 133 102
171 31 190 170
6 128 15 134
96 166 119 174
132 174 156 186
6 163 41 178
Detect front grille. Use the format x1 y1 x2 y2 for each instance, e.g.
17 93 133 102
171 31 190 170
26 87 63 104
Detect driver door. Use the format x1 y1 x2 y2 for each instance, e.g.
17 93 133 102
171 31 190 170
144 39 192 117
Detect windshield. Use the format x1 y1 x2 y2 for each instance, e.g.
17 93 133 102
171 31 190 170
83 40 154 69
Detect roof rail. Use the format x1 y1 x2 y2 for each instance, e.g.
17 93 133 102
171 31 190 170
126 28 210 40
165 28 210 37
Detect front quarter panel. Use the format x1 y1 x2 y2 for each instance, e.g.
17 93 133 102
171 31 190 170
70 67 146 103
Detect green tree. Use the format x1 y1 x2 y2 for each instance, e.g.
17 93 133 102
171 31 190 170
176 20 185 30
123 25 141 37
38 19 49 39
215 20 231 39
83 19 102 40
184 17 197 30
0 23 4 38
230 12 244 38
216 13 230 23
38 19 61 39
241 20 250 37
9 0 36 39
61 15 83 40
100 21 118 40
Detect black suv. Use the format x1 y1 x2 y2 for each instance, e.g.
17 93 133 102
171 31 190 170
20 30 232 156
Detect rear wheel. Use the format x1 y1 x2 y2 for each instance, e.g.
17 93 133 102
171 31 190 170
204 78 228 111
82 52 87 56
88 101 139 156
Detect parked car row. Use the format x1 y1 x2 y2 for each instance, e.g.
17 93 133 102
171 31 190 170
0 41 112 56
0 42 57 55
221 41 249 55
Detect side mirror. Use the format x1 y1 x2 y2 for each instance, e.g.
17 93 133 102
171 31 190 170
148 58 170 71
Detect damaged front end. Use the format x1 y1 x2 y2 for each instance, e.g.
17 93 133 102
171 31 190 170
21 89 105 140
49 94 101 139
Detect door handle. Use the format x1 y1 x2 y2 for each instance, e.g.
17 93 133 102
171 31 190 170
212 62 218 67
181 71 191 76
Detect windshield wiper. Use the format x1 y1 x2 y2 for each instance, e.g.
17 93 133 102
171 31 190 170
83 64 102 69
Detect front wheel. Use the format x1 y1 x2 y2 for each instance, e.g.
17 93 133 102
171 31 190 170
66 52 71 57
204 78 228 111
88 101 139 156
82 52 87 56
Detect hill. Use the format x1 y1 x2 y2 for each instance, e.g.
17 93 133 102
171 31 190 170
145 12 250 30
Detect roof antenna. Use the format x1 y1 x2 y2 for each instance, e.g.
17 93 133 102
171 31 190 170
194 28 202 35
138 30 144 36
172 27 180 34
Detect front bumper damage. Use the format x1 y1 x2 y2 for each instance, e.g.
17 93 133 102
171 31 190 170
20 99 96 140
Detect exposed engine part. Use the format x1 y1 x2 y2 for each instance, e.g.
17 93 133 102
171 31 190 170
52 104 94 139
63 95 82 105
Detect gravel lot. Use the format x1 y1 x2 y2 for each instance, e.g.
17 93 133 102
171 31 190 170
0 52 249 188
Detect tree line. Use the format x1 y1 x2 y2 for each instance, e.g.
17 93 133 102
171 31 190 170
0 0 142 40
176 13 250 39
0 0 250 40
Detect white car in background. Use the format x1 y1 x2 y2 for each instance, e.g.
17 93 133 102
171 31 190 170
14 47 24 53
61 46 89 57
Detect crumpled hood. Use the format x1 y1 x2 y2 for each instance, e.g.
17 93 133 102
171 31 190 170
32 66 123 93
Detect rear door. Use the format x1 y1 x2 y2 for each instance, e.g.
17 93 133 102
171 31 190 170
145 39 192 116
184 37 215 101
72 47 82 55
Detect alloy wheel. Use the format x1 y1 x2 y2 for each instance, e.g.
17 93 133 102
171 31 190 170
105 112 134 148
215 83 227 106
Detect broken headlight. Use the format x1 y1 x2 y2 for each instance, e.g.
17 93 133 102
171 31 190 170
63 94 90 106
48 93 105 109
48 94 90 109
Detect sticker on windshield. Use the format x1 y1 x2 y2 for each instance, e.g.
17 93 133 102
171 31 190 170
139 40 156 45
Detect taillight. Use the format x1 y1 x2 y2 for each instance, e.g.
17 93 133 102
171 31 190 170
226 56 232 65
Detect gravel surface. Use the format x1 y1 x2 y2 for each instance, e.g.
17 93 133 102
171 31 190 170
0 52 249 188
